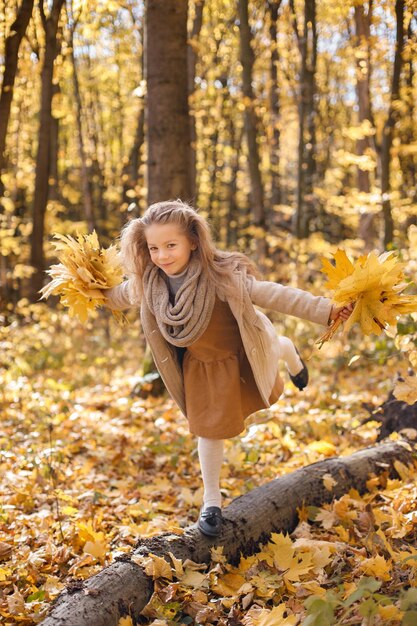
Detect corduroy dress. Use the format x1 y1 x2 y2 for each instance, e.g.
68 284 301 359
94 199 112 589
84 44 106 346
183 297 282 439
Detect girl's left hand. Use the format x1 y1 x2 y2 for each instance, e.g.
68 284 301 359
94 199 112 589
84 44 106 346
329 303 354 323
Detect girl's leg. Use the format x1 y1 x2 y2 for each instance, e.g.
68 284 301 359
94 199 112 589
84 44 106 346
197 437 224 510
277 336 304 375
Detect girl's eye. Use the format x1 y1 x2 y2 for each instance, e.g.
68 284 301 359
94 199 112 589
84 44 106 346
167 243 176 248
149 247 157 252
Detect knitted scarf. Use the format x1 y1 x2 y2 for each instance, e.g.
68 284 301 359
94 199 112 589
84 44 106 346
143 255 216 347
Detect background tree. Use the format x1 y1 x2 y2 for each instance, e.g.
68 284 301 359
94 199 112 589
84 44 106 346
379 0 405 248
146 0 191 204
30 0 66 300
238 0 266 236
0 0 34 194
290 0 318 239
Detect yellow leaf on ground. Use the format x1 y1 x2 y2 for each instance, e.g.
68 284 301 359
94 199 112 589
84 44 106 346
133 554 173 580
180 568 208 589
284 551 313 582
262 533 294 570
308 440 336 456
378 605 404 620
83 540 107 560
211 572 246 596
118 617 133 626
254 603 297 626
358 555 391 580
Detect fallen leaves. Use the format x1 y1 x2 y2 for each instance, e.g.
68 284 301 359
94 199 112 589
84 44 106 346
2 300 417 624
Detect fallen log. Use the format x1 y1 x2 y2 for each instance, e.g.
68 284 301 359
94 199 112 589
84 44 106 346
41 439 415 626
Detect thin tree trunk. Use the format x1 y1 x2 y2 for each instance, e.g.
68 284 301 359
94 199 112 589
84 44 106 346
68 26 95 232
238 0 265 231
226 116 243 247
187 0 205 203
122 22 145 216
41 439 414 626
0 0 34 193
399 18 416 196
354 2 372 195
354 2 379 249
30 0 66 300
291 0 318 239
267 0 283 211
122 104 144 214
380 0 405 249
146 0 192 204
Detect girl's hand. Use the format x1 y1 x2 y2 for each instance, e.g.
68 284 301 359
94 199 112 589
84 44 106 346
329 303 354 324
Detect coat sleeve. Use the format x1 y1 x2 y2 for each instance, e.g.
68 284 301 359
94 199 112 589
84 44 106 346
104 280 137 311
246 275 332 326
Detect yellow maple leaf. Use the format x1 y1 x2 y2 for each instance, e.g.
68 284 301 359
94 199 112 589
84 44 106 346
83 540 107 560
358 555 391 580
117 617 133 626
211 572 246 596
321 249 355 290
261 533 294 570
317 250 417 347
136 554 173 580
308 440 337 457
253 603 297 626
284 551 313 582
40 231 125 324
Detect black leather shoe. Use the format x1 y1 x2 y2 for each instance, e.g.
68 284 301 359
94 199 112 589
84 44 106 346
289 351 309 390
198 506 222 537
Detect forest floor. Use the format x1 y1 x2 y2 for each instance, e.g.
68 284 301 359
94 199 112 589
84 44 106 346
1 303 417 625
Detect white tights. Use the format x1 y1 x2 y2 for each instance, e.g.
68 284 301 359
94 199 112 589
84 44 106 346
277 336 304 376
197 336 302 510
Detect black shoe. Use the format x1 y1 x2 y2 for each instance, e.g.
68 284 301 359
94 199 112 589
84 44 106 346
289 350 309 390
198 506 222 537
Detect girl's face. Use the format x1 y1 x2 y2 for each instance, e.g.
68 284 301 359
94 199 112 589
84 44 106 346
145 223 196 276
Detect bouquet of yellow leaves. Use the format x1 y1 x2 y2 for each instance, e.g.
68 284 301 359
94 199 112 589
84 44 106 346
316 249 417 348
40 231 125 324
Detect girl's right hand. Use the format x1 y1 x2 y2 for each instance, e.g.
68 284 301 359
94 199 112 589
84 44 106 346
329 303 354 323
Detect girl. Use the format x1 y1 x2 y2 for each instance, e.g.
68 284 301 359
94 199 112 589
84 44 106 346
105 200 352 538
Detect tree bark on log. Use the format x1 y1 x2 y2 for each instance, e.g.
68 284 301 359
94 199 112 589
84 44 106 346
41 439 415 626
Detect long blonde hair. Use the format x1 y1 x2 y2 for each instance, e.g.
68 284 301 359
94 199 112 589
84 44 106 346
119 199 259 301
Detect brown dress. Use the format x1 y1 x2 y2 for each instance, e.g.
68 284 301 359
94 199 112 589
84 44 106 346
183 298 282 439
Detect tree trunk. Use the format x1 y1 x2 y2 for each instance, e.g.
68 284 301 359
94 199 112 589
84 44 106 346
48 82 60 202
238 0 265 231
187 0 205 203
354 2 379 249
122 21 145 217
68 26 95 232
226 117 243 247
267 0 283 212
30 0 66 300
354 2 372 195
380 0 405 249
398 18 416 197
121 103 145 214
41 439 414 626
291 0 318 239
0 0 34 193
146 0 192 204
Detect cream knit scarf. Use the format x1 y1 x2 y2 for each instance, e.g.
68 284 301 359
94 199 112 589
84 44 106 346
143 255 216 347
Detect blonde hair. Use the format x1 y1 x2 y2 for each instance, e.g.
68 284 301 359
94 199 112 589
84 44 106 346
119 199 259 301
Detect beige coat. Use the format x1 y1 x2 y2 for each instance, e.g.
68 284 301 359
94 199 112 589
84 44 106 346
106 267 332 417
